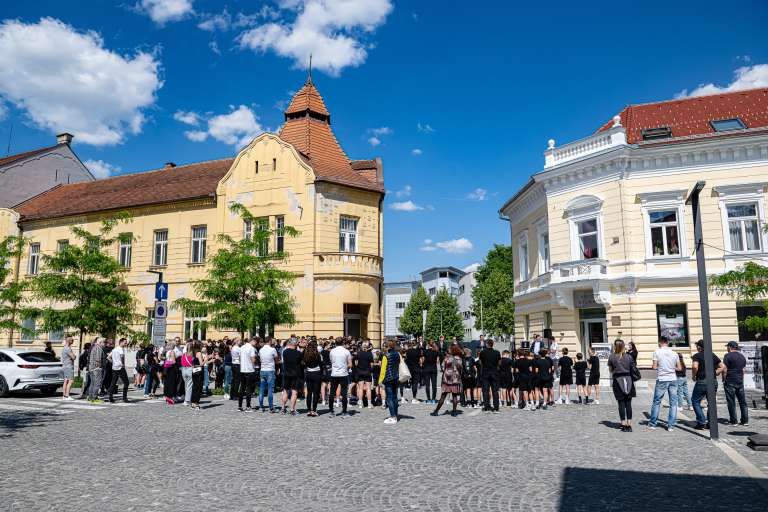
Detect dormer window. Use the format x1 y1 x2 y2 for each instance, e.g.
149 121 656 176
710 118 746 132
641 126 672 140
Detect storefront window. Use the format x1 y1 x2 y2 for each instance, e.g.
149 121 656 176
656 304 689 346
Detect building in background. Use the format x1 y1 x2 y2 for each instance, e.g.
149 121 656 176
500 87 768 367
3 77 385 347
384 265 481 340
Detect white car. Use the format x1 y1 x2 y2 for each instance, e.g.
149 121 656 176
0 348 64 397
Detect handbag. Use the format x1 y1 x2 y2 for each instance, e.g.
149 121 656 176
398 356 411 384
630 361 641 382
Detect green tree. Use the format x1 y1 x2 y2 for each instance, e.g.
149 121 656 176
471 244 515 338
31 214 144 371
0 236 33 344
174 203 298 340
711 261 768 334
399 286 431 338
424 288 464 341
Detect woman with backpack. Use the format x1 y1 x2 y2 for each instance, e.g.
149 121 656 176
379 340 401 425
430 344 464 417
608 339 636 432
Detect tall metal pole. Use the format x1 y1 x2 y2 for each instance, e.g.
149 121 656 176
686 181 719 441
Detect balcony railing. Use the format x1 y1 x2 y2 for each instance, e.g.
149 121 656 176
313 252 383 279
552 259 608 280
544 118 626 169
514 272 551 294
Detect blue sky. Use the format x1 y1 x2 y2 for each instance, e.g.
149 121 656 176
1 1 767 281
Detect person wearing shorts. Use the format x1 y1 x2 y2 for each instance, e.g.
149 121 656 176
461 348 478 408
280 339 302 415
355 343 374 409
586 347 601 404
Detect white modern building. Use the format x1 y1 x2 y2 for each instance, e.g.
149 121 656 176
458 269 482 340
383 281 420 338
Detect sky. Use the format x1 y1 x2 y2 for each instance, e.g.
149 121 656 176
0 1 767 282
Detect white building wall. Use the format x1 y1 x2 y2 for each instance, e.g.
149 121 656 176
458 271 480 340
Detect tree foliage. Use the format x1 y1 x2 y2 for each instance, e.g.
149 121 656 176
424 287 464 341
30 213 145 355
711 261 768 333
471 244 515 339
0 236 31 338
399 286 430 338
174 203 298 339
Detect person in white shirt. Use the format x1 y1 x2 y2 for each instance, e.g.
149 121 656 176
108 338 130 403
648 336 682 431
230 339 242 402
328 338 352 416
258 340 279 412
238 339 258 411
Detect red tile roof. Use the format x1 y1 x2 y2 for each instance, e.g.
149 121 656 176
15 159 233 221
0 145 58 168
597 87 768 143
285 81 330 116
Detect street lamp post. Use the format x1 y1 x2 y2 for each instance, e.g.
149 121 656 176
685 181 720 441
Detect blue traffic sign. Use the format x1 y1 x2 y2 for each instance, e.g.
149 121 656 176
155 282 169 301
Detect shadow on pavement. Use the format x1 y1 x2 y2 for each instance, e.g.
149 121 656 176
559 467 768 511
0 410 69 440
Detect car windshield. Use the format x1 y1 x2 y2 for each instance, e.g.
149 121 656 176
18 352 59 363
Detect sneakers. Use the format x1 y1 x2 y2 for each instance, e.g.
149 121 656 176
245 407 252 412
90 399 104 404
368 405 374 409
594 399 600 405
383 417 397 424
411 399 419 404
62 396 74 401
223 393 230 400
740 421 750 426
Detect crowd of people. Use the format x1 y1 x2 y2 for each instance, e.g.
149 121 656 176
67 332 751 428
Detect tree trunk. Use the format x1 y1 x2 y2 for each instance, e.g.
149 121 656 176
77 330 84 378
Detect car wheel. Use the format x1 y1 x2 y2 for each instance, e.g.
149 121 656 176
0 376 9 398
40 386 59 397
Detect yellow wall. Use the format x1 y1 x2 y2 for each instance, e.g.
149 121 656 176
6 133 383 348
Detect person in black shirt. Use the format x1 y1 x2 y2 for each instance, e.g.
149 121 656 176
280 339 302 415
499 350 514 407
478 339 501 412
723 341 749 426
557 347 573 405
303 340 323 417
690 339 724 429
461 348 478 408
422 341 440 404
355 343 374 408
586 347 601 404
534 349 554 410
573 353 588 404
405 341 423 403
320 341 332 406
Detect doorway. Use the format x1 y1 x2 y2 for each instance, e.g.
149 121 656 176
579 307 607 353
343 304 368 339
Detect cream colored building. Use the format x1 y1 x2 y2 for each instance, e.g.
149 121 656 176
500 87 768 367
2 78 385 347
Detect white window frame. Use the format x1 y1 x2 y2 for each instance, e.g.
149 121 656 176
638 190 688 261
339 216 358 253
275 215 285 253
714 183 768 256
255 217 269 257
153 230 168 266
536 219 550 274
725 203 762 253
243 219 253 241
565 195 605 262
190 225 207 264
183 312 207 341
56 240 69 253
118 235 132 268
28 243 40 275
518 231 529 282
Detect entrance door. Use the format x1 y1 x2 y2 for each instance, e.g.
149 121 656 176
580 319 607 352
344 315 361 338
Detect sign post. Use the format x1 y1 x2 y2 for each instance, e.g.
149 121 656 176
148 270 168 348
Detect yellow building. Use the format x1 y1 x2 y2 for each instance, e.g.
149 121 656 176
2 78 385 347
500 87 768 367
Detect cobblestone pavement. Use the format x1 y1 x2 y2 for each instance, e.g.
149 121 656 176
1 383 767 512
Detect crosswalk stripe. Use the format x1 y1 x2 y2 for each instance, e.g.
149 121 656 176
0 403 74 415
9 399 106 410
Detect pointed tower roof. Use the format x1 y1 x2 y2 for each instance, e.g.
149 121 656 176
279 79 383 192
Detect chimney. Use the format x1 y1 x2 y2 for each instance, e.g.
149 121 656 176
164 162 176 169
56 132 74 145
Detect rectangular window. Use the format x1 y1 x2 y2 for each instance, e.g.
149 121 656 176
183 312 207 341
711 118 745 132
254 160 259 174
28 243 40 275
256 218 269 257
649 209 680 256
272 158 277 172
439 271 448 278
275 215 285 253
736 304 768 341
339 216 358 253
429 287 436 296
57 240 69 253
191 225 207 263
118 235 132 268
577 218 599 259
519 237 529 281
48 329 64 343
153 230 168 266
395 302 406 309
540 232 550 273
395 317 401 329
243 219 252 241
459 285 465 295
656 304 689 347
20 317 35 343
727 203 761 252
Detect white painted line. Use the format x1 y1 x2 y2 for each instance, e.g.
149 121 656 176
10 399 106 410
0 403 74 415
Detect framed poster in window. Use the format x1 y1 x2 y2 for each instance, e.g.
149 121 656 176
656 304 689 347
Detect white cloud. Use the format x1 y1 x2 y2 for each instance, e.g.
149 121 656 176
390 200 424 212
369 126 392 136
182 105 263 148
198 9 231 31
173 110 201 126
464 262 481 272
137 0 194 25
420 238 474 254
417 122 434 133
367 136 381 147
411 148 423 156
238 0 394 76
84 159 121 179
675 64 768 98
209 40 221 55
395 185 412 198
467 188 488 201
0 18 162 146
